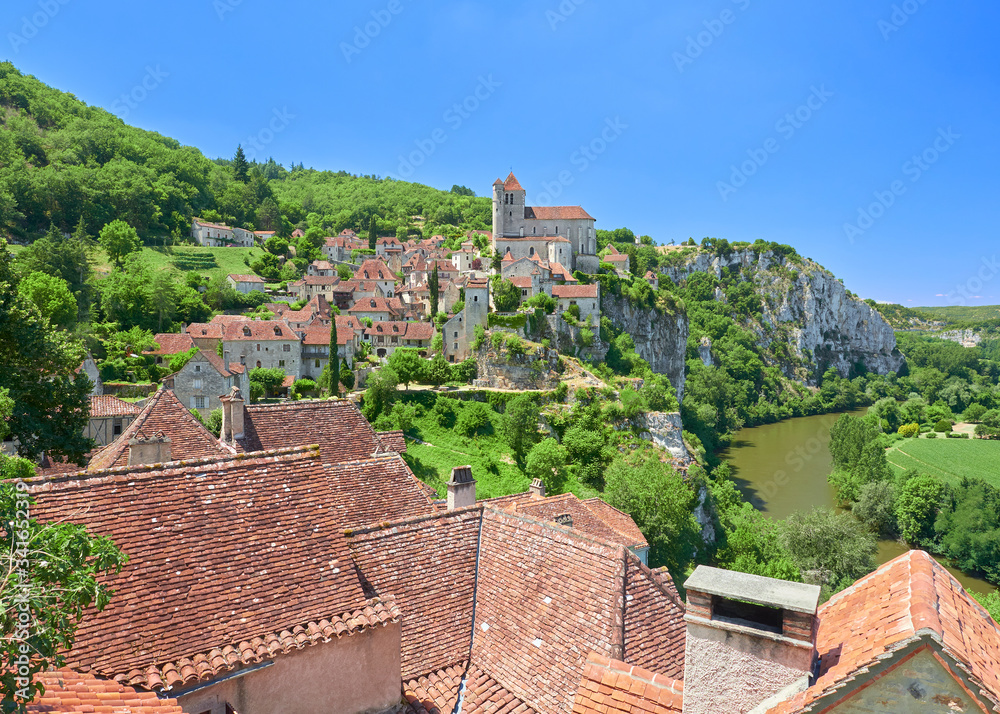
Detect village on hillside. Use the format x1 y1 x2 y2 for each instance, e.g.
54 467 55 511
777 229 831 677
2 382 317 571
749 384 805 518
8 174 1000 714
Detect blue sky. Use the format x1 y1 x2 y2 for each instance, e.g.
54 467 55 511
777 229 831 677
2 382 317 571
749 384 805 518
2 0 998 306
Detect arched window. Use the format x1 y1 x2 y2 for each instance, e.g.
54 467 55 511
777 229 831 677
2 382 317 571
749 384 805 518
529 247 535 257
256 361 262 368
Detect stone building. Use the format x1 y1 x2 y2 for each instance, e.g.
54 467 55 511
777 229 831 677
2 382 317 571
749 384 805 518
221 320 302 376
441 278 489 363
227 273 266 295
84 395 141 447
492 172 600 273
162 348 249 416
553 283 601 324
191 219 255 247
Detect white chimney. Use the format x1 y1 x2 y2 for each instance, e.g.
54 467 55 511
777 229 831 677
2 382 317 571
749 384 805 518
682 567 820 714
446 466 476 511
128 431 172 466
220 387 245 443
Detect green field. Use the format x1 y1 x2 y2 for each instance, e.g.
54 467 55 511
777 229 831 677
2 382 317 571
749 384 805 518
399 396 599 501
887 438 1000 487
140 246 263 281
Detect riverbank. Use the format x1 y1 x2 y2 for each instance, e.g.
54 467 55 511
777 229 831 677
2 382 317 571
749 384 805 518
721 409 996 596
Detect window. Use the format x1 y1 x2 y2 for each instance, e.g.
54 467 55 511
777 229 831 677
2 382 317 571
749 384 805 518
193 378 203 389
454 332 458 338
193 396 207 409
194 364 202 373
112 419 123 436
279 360 285 367
256 344 260 351
240 356 246 365
315 359 321 368
283 344 291 352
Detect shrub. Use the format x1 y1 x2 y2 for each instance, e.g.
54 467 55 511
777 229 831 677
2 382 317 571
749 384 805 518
925 432 937 439
490 332 504 350
525 438 568 495
471 324 486 351
579 328 595 348
946 432 970 439
897 423 920 438
433 396 459 427
934 419 953 433
456 401 493 437
292 378 318 397
505 334 525 357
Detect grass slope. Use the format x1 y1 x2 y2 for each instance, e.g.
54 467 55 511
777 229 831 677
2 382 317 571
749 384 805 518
887 438 1000 487
142 246 263 281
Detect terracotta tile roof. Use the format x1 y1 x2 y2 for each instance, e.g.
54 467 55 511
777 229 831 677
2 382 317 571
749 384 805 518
209 314 250 326
198 348 232 377
571 653 683 714
86 388 234 471
768 549 1000 713
29 669 185 713
194 219 231 231
404 662 536 713
365 321 435 341
185 322 224 339
552 284 599 300
354 259 397 282
297 275 342 286
28 446 370 691
376 430 407 453
499 493 648 551
145 333 196 356
525 206 595 221
503 172 524 191
605 245 620 255
310 260 334 270
604 253 630 264
347 297 399 315
227 273 265 283
584 498 648 550
509 276 533 289
348 508 482 679
254 230 275 237
222 320 296 341
228 362 246 374
240 399 388 463
88 394 140 418
301 322 351 346
326 453 437 529
624 563 686 677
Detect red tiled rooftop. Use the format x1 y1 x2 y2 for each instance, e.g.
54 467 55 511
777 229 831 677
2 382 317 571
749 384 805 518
525 206 595 221
222 320 296 341
185 322 224 339
227 273 265 283
503 172 524 192
354 259 397 282
28 446 370 691
552 284 599 300
29 669 185 713
404 662 535 713
145 333 196 356
571 654 683 714
89 394 141 418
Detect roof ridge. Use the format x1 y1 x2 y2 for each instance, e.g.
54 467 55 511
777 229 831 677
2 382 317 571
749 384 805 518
482 506 628 557
345 505 483 538
29 445 322 488
625 553 686 614
581 498 647 543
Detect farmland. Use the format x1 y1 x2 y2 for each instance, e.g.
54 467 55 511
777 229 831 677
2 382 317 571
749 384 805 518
886 438 1000 488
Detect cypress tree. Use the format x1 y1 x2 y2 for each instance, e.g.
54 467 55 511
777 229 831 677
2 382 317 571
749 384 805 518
328 316 340 396
233 145 250 183
429 264 439 320
368 215 377 250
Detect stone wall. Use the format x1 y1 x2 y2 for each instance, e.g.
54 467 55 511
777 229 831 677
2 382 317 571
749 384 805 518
473 340 565 391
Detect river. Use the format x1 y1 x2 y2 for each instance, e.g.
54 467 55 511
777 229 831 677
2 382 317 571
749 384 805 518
720 409 996 596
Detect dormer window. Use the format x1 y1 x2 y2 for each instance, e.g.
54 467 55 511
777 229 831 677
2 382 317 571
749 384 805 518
273 326 281 336
242 326 251 337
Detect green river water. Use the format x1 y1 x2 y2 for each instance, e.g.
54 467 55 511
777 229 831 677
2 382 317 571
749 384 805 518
720 409 995 596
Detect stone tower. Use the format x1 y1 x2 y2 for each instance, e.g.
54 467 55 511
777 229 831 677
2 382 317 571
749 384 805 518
492 173 526 240
464 278 489 328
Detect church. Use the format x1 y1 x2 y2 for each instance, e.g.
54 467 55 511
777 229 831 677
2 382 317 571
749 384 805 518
491 172 601 273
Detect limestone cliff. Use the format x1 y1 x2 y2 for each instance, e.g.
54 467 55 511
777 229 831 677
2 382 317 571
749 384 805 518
601 295 688 401
661 248 904 384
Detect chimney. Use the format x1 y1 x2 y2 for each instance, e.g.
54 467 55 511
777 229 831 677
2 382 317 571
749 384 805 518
682 567 821 714
529 478 546 498
446 466 476 511
220 387 246 443
128 431 172 466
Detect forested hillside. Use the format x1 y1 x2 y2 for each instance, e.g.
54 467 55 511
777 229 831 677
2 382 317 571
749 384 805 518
0 63 490 242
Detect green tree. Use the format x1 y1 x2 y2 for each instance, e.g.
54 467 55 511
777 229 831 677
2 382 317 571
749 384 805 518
965 403 988 423
362 366 398 422
525 438 568 495
779 508 877 596
387 348 424 388
934 478 1000 581
854 480 898 537
339 358 355 391
428 264 439 320
17 272 77 329
368 215 377 251
491 276 520 312
896 474 945 545
233 144 249 183
501 393 540 464
98 220 142 267
456 401 493 437
17 223 93 315
0 239 93 463
0 455 129 711
973 590 1000 624
604 455 701 574
248 367 285 398
328 318 340 395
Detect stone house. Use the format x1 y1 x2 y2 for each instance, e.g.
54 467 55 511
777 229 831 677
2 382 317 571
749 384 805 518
492 172 599 272
162 348 249 416
354 259 399 298
322 234 366 263
192 219 255 247
553 283 600 324
226 273 267 294
145 333 196 365
441 278 489 363
451 243 478 272
184 322 225 353
308 260 337 277
84 395 141 447
289 275 342 303
347 297 402 323
602 244 631 274
222 320 302 376
299 317 361 381
364 321 436 360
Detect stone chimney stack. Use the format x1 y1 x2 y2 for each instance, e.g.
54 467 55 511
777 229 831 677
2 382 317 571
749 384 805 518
128 431 172 466
682 566 821 714
447 466 476 511
220 387 245 444
529 478 546 498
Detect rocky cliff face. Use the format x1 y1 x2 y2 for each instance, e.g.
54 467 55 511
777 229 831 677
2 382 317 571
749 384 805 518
601 296 688 401
662 249 904 383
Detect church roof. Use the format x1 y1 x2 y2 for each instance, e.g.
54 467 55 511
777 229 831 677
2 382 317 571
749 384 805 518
526 206 595 221
504 172 524 191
